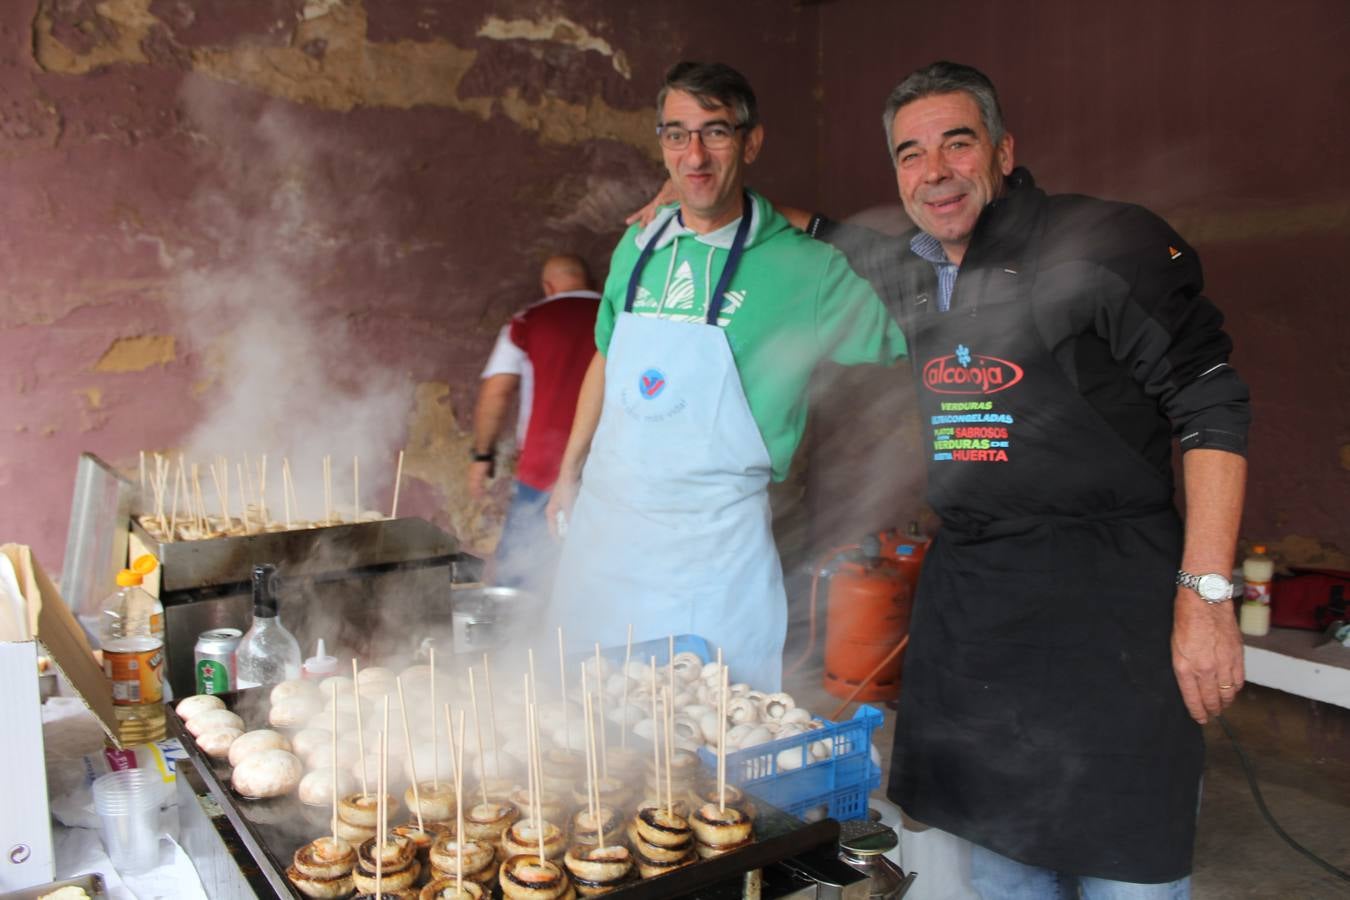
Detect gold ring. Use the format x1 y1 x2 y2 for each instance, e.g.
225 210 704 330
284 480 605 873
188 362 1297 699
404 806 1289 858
1218 683 1234 690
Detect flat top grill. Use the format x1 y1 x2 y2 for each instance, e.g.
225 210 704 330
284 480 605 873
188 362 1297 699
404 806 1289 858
168 693 842 899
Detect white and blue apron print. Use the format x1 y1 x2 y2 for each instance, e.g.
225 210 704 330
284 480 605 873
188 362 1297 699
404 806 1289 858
550 194 786 689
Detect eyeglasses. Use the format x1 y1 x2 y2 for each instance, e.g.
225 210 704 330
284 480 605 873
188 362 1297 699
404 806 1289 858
656 122 747 151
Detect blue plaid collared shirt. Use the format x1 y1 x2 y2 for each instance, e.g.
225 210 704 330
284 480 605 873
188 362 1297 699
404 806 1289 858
909 231 959 312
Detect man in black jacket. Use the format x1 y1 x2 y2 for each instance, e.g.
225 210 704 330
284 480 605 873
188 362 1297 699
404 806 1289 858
810 61 1249 899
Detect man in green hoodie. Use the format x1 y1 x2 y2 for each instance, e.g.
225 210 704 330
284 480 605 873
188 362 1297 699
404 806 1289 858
544 61 907 688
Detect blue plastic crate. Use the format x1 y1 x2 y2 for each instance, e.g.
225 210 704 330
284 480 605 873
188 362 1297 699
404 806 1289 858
588 635 883 822
697 704 884 821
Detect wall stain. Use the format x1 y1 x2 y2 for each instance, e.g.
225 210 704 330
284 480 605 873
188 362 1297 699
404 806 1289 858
76 387 104 408
32 0 659 160
94 335 177 372
1265 534 1349 571
477 14 631 79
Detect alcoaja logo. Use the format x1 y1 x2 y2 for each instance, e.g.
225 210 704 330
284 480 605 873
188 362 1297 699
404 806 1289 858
923 349 1023 395
639 368 666 399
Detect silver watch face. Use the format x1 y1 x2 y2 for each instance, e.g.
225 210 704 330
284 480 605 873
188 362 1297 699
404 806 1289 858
1197 573 1231 601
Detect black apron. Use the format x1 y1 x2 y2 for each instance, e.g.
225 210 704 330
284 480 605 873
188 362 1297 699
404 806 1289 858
886 183 1202 884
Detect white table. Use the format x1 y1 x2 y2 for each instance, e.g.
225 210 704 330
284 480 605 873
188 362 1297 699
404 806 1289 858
1242 627 1350 709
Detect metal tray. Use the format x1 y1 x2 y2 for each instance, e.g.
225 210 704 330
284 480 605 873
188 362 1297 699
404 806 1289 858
169 692 840 899
0 873 108 900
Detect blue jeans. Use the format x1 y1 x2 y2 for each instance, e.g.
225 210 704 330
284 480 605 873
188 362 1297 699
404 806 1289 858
970 844 1190 900
491 481 557 596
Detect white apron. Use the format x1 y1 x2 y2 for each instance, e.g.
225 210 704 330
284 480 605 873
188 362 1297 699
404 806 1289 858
550 195 786 689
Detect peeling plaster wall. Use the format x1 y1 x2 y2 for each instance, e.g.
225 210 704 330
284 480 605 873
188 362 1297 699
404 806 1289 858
0 0 824 569
813 0 1350 566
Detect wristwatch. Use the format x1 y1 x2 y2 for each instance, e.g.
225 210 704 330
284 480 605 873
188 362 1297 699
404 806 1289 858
1176 570 1235 604
470 448 496 478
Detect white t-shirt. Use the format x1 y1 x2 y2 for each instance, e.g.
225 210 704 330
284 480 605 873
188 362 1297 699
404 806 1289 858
480 324 532 447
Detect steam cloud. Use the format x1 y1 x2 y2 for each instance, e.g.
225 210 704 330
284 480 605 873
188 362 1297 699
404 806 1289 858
171 74 414 521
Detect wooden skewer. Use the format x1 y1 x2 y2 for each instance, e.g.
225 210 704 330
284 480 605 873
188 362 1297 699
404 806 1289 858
390 449 404 519
168 461 182 541
331 682 339 844
482 653 501 778
257 454 268 527
580 665 595 826
718 648 727 813
376 723 385 896
468 668 489 807
429 647 439 790
557 627 569 752
139 450 146 496
583 663 605 851
663 690 675 814
351 658 369 798
190 464 202 534
649 658 662 812
621 625 633 748
353 454 360 522
593 643 608 779
449 704 464 892
282 458 293 530
396 676 424 832
237 463 252 534
242 454 256 517
322 455 332 526
525 677 544 862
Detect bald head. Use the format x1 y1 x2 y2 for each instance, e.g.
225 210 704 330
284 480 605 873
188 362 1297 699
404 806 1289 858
540 254 592 296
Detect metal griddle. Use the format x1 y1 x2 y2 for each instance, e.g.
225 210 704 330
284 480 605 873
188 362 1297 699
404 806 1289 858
169 694 845 899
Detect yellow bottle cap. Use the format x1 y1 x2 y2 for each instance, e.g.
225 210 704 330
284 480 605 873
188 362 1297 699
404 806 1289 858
131 554 159 576
116 569 142 587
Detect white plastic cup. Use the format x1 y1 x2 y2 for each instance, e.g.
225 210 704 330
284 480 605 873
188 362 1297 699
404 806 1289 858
91 769 164 874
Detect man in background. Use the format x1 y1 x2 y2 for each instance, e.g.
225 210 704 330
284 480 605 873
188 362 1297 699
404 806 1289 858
470 254 600 595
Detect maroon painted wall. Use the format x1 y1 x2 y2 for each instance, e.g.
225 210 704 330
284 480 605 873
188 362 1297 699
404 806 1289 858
3 0 1346 579
814 0 1350 566
0 0 824 571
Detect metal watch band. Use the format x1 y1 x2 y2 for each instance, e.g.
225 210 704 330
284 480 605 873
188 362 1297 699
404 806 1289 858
1176 570 1233 604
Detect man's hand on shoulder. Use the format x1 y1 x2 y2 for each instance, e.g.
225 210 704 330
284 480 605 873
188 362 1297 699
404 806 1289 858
626 179 678 228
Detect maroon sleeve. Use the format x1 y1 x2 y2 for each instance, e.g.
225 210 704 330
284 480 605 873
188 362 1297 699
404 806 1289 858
508 310 530 353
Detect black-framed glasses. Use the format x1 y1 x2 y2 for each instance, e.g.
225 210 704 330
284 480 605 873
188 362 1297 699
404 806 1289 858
656 122 747 151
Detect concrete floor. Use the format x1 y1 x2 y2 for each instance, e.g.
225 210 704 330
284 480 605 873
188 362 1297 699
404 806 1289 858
781 592 1350 899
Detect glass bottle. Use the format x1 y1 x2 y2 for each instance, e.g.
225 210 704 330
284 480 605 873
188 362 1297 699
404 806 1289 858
235 563 301 689
101 554 166 745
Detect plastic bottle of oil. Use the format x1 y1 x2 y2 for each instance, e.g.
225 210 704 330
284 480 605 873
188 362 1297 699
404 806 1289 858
1239 544 1274 637
101 555 166 744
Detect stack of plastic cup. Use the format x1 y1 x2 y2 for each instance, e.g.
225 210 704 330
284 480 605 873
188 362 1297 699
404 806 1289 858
91 769 164 875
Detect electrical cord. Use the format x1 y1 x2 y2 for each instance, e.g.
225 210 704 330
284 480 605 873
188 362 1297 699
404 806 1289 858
1216 713 1350 882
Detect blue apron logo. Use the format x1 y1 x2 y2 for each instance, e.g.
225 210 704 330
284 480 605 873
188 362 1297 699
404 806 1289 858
639 369 666 399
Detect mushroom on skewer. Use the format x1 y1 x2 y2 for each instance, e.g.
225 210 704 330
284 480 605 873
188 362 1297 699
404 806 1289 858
287 836 357 898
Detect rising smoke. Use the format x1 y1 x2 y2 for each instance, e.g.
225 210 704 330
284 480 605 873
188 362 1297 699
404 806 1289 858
171 74 414 522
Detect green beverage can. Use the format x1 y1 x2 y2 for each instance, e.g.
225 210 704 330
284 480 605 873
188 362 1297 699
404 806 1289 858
194 628 241 695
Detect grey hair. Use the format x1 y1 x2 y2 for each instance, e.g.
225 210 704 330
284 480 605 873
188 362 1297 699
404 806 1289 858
656 61 759 129
881 61 1005 164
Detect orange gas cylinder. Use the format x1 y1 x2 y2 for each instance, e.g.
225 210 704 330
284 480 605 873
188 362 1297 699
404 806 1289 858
877 522 930 599
823 550 912 702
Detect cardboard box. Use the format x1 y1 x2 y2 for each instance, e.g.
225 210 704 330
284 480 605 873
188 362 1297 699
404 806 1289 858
0 544 119 891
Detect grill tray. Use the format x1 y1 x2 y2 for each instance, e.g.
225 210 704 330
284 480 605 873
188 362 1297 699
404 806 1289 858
170 693 840 899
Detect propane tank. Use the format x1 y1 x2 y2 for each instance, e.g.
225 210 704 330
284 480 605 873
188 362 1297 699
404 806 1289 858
824 535 912 702
877 521 930 598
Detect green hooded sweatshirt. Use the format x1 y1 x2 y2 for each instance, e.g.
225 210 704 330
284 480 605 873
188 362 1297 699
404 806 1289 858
596 191 908 481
